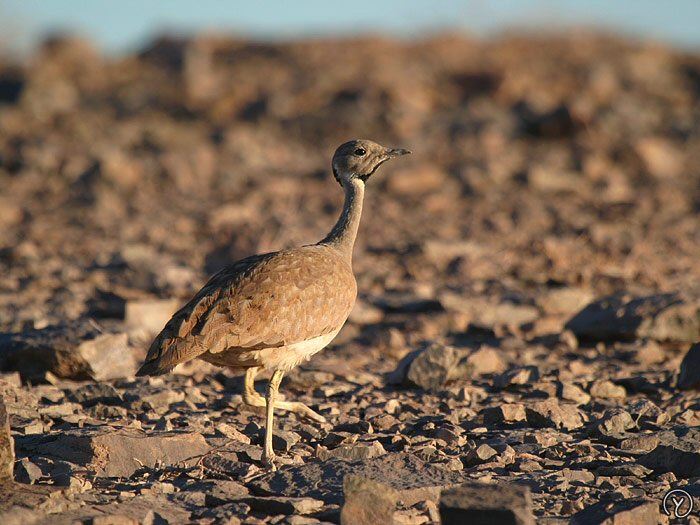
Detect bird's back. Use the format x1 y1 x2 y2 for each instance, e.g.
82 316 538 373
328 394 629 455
136 244 357 376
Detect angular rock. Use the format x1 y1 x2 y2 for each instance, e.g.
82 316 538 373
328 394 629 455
0 321 134 381
0 396 14 480
439 482 535 525
483 404 527 424
317 441 385 461
565 293 700 342
249 453 465 505
678 342 700 389
570 499 660 525
389 341 471 391
341 475 398 525
16 428 210 477
594 409 635 438
639 428 700 478
68 383 123 407
244 496 324 516
465 346 507 376
589 380 626 400
494 366 539 389
525 399 583 430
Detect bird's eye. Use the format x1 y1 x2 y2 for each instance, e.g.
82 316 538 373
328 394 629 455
354 147 366 156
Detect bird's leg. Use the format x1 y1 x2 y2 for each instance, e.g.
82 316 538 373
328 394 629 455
242 367 326 423
243 367 264 406
263 369 284 470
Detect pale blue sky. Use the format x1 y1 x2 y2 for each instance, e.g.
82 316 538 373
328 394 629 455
1 0 699 54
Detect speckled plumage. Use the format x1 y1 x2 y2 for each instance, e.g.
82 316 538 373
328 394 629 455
137 245 356 375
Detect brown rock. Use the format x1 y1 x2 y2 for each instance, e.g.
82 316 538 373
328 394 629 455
0 396 13 480
525 399 583 430
570 499 661 525
565 293 700 343
439 482 535 525
16 428 210 477
589 380 626 400
341 475 398 525
639 428 700 478
0 321 134 381
316 441 386 461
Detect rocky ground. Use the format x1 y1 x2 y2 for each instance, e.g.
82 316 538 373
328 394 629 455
1 31 700 524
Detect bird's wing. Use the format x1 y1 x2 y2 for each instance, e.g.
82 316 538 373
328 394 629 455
136 246 356 375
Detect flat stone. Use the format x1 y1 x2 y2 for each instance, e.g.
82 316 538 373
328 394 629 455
565 293 700 343
619 435 660 453
0 321 134 381
16 428 210 477
68 383 123 407
244 496 324 515
439 482 535 525
678 342 700 389
570 499 661 525
249 453 465 505
638 428 700 478
341 475 398 525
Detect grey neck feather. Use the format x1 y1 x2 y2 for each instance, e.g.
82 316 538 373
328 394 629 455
319 176 365 263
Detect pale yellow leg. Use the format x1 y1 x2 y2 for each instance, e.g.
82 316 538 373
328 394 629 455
243 367 326 423
263 369 284 470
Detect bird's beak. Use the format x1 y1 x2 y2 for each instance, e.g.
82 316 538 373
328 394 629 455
386 148 411 158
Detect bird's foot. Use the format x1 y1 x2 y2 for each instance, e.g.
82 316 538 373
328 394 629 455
279 401 327 424
262 451 277 472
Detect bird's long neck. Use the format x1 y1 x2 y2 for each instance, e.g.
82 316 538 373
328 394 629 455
319 177 365 263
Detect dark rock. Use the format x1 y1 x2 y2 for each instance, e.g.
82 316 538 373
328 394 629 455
639 428 700 478
244 496 324 515
565 293 700 343
249 453 465 505
678 342 700 389
0 397 14 480
390 341 471 391
341 475 398 525
186 480 249 506
68 383 124 407
494 366 540 389
464 444 498 466
619 435 660 453
570 499 660 525
0 321 134 381
439 482 535 525
14 457 43 484
16 428 210 477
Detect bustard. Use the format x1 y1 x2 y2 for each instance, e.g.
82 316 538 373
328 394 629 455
136 139 410 468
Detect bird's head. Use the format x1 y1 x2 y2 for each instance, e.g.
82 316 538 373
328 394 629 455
331 139 410 186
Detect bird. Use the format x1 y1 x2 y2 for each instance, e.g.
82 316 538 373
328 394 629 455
136 139 410 468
